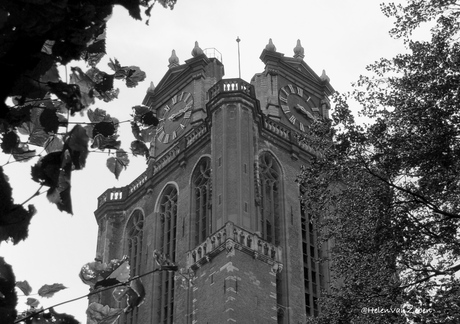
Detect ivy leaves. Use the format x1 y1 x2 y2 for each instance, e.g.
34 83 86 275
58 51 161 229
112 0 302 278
31 125 89 214
130 105 159 159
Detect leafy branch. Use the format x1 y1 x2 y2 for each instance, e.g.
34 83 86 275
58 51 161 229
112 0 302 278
14 263 179 324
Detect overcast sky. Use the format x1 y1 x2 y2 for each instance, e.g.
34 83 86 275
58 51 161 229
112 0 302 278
1 1 407 322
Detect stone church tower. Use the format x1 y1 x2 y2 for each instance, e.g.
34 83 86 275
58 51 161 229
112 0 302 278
93 39 334 323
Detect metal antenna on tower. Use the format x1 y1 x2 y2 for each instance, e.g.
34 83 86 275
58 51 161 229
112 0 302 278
236 36 241 79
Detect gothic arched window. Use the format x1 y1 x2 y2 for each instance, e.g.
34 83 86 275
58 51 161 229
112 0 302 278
125 209 144 324
158 185 178 324
259 152 282 245
127 210 144 276
299 185 323 317
192 157 212 246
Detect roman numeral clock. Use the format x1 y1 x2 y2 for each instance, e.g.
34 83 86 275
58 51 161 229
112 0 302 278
155 91 193 154
278 84 319 132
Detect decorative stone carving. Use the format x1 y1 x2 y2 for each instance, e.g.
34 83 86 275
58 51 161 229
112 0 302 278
320 69 330 83
293 39 305 59
226 240 235 255
265 38 277 52
191 41 204 57
271 262 283 274
168 49 179 68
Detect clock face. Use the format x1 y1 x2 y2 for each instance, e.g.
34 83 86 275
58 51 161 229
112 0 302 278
278 84 318 132
156 91 193 144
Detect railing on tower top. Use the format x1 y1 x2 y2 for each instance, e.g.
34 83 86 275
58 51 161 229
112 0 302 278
203 47 222 62
208 78 255 101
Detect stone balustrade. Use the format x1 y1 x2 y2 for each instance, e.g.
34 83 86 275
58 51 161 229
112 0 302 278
152 144 181 174
128 171 148 195
97 187 127 207
264 118 290 140
208 78 255 101
185 123 207 147
187 221 283 270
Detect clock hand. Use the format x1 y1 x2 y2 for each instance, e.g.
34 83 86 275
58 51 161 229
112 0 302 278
295 104 308 115
184 101 193 111
169 110 186 121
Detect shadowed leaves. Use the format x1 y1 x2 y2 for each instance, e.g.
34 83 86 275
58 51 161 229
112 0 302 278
0 167 36 244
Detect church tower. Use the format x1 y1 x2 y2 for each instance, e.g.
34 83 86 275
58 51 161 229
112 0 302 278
93 39 334 323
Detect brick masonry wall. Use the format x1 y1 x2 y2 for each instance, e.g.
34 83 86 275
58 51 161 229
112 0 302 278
191 246 277 324
257 141 310 323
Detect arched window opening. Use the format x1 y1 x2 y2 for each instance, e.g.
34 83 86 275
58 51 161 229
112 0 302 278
299 186 323 317
158 186 178 324
259 152 281 245
124 210 144 324
192 157 212 246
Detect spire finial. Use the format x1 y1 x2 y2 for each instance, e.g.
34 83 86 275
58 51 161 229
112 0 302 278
265 38 276 52
293 39 305 59
147 81 155 93
191 41 203 57
320 69 330 83
168 49 179 68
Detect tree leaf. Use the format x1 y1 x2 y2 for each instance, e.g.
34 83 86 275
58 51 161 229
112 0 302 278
12 143 36 163
47 81 83 116
23 307 79 324
86 302 122 324
80 257 129 288
91 134 121 150
108 59 145 88
0 257 17 323
140 111 159 127
28 128 49 147
1 131 19 154
0 204 36 245
106 150 129 179
112 286 129 302
37 283 67 298
112 278 146 313
79 260 108 287
39 108 60 134
31 152 62 188
87 108 111 124
26 297 40 308
16 280 32 296
124 66 146 88
130 140 149 158
132 105 150 117
93 122 115 137
18 108 52 147
46 151 72 214
64 125 89 170
127 278 145 310
0 167 36 245
70 67 95 108
44 136 64 153
93 72 114 95
107 260 130 282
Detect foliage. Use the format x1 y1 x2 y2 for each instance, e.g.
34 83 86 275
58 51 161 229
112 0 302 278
302 1 460 322
0 258 17 323
0 0 172 214
0 0 175 323
15 254 176 324
0 167 36 244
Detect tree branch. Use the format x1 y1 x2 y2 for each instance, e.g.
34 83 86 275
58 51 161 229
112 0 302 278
14 265 179 323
